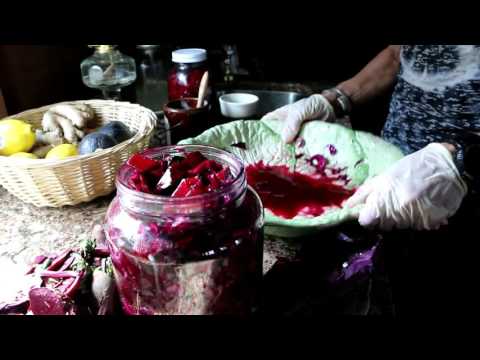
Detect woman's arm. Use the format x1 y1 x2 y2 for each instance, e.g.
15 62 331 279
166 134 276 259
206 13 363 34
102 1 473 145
334 45 401 106
263 46 402 143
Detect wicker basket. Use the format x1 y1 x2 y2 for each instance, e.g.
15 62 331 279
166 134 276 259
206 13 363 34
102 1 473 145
0 100 157 207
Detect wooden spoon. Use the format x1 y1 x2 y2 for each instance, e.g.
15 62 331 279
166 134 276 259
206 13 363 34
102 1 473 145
196 71 209 108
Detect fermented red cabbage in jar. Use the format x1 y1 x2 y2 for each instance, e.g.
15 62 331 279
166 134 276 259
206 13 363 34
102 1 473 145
167 48 208 101
104 145 264 315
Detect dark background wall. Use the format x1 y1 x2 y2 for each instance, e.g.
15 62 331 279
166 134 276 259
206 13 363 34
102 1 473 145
0 46 98 115
0 44 393 135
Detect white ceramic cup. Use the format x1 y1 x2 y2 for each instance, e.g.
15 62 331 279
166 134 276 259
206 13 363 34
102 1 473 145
219 93 259 119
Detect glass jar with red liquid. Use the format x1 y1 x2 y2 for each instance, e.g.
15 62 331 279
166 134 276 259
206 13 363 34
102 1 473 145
167 48 208 101
104 145 264 315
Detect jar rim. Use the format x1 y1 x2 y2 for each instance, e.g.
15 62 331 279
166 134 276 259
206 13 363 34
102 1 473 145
116 145 246 215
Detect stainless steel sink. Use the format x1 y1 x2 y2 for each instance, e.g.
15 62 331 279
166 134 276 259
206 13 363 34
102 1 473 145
216 83 313 117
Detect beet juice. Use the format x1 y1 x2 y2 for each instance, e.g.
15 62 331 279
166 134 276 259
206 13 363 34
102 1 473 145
246 162 354 219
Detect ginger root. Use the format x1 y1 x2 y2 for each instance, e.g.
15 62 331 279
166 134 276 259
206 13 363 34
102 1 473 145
74 128 85 139
73 104 95 121
40 104 94 145
41 111 62 134
50 104 95 129
55 115 79 144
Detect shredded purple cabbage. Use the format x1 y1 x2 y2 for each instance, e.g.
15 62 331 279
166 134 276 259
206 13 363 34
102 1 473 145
330 245 377 283
327 144 337 155
308 154 328 173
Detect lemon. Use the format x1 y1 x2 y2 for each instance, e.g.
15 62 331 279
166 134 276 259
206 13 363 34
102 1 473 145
0 119 36 156
45 144 78 160
10 152 38 159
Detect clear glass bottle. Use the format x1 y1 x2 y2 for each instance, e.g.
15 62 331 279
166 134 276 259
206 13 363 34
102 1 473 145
135 45 169 113
81 45 137 100
104 145 264 315
167 48 208 101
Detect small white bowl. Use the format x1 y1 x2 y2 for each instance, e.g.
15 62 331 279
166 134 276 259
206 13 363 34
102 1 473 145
219 93 259 119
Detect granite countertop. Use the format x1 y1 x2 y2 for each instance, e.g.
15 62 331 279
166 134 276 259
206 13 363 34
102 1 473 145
0 188 298 275
0 189 112 266
0 186 382 315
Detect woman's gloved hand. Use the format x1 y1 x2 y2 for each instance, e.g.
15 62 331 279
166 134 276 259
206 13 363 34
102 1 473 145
344 143 468 231
261 94 336 143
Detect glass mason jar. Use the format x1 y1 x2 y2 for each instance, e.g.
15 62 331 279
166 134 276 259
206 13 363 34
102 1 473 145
104 145 264 315
167 48 208 101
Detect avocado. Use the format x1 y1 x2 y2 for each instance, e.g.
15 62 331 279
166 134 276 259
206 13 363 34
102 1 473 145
97 121 132 144
78 132 117 155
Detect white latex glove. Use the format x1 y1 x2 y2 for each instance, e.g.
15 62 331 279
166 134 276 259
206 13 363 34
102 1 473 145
344 143 468 231
262 94 336 143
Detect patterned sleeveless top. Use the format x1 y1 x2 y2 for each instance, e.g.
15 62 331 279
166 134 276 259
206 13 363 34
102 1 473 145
382 45 480 155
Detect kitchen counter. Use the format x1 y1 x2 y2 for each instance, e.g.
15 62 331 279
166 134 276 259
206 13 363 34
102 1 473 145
0 186 386 315
0 188 299 275
0 189 112 266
